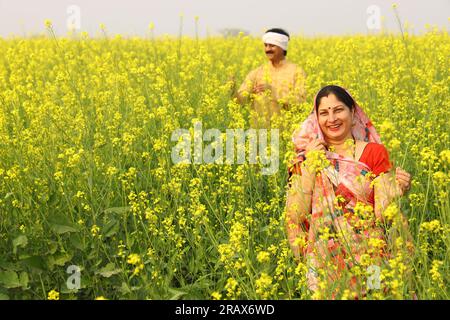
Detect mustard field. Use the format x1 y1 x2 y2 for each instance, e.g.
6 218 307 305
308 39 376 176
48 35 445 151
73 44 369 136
0 27 448 299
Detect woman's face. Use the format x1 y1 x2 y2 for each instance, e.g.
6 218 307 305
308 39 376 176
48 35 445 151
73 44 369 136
317 93 354 143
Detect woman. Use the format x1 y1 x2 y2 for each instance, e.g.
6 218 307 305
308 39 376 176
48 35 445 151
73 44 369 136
286 85 412 298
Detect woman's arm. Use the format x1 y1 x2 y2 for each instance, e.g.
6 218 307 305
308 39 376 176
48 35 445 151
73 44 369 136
373 171 404 221
373 171 415 255
286 174 311 223
286 139 326 259
286 167 315 259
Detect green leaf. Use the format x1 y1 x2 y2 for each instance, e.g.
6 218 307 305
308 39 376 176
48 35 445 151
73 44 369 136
20 256 46 272
128 236 135 248
47 192 58 206
48 253 73 267
49 224 79 234
48 241 58 254
96 263 121 278
0 260 20 271
4 192 13 200
0 271 21 288
168 288 187 300
69 233 86 251
48 213 79 234
104 206 130 215
87 250 98 261
119 282 131 295
19 272 29 289
93 259 103 268
12 235 28 254
102 218 119 238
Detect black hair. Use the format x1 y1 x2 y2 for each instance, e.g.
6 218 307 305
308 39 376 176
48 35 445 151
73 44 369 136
315 85 355 112
265 28 290 56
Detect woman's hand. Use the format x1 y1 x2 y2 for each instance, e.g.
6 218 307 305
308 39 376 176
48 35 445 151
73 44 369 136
374 168 409 219
301 139 327 192
395 167 411 196
305 139 328 155
300 165 316 194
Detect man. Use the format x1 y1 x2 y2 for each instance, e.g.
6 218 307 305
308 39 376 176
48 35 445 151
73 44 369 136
235 28 306 128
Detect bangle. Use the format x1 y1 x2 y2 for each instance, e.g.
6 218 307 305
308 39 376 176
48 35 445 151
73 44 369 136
301 190 313 195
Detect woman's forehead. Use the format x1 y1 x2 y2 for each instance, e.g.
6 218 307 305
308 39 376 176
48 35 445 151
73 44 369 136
318 94 340 105
317 102 345 110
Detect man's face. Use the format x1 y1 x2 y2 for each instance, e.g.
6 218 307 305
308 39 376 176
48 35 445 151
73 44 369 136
264 43 284 61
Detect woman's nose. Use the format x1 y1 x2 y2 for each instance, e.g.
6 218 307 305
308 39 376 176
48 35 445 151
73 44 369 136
328 113 337 122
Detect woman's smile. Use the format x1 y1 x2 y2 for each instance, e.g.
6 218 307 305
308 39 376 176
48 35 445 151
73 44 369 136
327 123 343 132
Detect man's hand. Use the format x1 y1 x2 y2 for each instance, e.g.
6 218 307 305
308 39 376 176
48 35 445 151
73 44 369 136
253 83 271 94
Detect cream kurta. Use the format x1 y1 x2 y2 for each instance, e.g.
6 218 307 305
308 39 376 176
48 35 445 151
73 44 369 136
238 60 306 128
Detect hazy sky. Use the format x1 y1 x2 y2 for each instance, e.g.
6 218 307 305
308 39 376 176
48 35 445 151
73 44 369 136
0 0 448 37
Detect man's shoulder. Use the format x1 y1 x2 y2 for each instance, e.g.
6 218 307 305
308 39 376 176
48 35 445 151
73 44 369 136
284 61 304 72
288 62 307 77
285 60 298 66
245 64 264 77
284 60 299 67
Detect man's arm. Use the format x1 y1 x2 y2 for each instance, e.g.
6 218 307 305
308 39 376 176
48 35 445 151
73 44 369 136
278 66 307 110
234 69 256 104
293 67 307 104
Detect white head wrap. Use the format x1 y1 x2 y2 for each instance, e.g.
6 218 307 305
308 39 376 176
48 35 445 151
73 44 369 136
262 31 289 51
